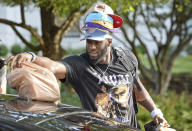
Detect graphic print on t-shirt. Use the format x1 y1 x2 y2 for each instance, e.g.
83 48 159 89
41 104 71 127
95 77 131 122
95 72 131 86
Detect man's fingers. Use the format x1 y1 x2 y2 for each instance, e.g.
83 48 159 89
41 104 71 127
6 53 33 70
154 117 159 125
6 56 14 64
154 115 169 129
6 56 14 70
9 55 18 70
17 55 24 67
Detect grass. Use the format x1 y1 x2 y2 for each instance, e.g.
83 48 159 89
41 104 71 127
139 54 192 74
172 55 192 74
60 83 82 107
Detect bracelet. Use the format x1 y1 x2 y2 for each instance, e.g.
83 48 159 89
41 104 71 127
151 108 163 118
25 52 36 62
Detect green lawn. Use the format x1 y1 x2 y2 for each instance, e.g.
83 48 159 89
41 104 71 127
60 83 82 107
139 55 192 74
172 55 192 74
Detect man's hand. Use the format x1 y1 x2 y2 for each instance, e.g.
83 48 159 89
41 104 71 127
154 115 169 127
6 53 66 79
6 53 33 71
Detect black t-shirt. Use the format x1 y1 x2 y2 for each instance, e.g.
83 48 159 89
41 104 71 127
60 47 140 128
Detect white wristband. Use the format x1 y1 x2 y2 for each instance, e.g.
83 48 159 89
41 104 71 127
25 52 36 62
151 108 163 118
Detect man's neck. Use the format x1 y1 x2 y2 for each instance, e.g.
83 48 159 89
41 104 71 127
98 48 111 64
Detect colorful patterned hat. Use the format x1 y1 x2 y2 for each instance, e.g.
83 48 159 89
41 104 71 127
83 12 121 33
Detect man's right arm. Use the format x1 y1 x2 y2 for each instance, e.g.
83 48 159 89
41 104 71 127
6 53 67 79
34 56 66 79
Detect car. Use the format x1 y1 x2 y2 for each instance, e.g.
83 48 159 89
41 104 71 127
0 94 140 131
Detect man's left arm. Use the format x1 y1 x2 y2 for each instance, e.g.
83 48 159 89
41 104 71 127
133 78 168 126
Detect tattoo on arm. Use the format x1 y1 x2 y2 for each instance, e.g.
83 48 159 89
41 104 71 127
133 78 157 112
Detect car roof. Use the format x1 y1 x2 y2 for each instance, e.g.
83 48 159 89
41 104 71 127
0 94 140 131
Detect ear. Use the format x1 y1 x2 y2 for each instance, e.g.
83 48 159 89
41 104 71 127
107 39 112 47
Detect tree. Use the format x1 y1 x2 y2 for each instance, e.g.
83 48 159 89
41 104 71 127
0 0 96 60
117 0 192 94
0 0 147 60
2 0 186 94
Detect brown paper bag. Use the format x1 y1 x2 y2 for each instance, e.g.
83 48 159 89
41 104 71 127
7 62 60 102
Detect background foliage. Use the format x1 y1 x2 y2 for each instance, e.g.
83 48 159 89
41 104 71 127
0 44 8 56
10 44 23 55
137 91 192 131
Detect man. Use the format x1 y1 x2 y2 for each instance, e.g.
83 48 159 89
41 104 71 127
6 4 168 129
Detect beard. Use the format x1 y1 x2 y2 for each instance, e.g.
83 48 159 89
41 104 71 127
86 44 108 65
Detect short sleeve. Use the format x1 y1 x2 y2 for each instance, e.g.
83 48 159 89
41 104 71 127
60 56 85 83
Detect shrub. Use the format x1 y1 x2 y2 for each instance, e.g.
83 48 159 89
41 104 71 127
137 91 192 131
11 44 23 55
0 44 8 57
